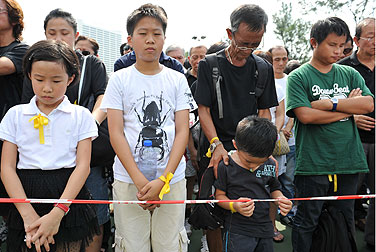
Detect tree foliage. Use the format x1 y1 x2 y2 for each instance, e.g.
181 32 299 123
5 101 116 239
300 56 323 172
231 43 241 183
272 2 311 63
298 0 376 24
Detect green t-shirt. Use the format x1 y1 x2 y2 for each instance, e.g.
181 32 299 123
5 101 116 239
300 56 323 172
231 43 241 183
286 63 372 175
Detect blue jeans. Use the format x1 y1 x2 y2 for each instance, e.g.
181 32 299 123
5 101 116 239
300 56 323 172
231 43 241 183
85 166 110 225
223 231 273 252
278 145 295 200
292 174 358 252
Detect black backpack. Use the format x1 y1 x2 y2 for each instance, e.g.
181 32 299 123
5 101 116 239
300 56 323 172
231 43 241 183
196 52 270 162
188 167 226 230
310 205 358 252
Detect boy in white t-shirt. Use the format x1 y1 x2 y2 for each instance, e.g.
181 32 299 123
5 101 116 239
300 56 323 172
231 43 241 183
100 4 194 252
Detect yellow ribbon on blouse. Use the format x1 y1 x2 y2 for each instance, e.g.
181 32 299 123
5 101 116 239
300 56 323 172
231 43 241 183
158 172 174 200
29 114 49 144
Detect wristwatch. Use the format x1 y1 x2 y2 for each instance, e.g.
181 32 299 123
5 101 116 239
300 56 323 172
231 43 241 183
330 97 339 111
210 141 223 153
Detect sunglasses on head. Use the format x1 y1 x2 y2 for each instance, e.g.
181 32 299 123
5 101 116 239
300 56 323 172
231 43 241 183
343 47 353 55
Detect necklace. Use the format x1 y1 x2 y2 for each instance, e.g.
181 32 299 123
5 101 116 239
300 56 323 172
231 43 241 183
225 47 233 64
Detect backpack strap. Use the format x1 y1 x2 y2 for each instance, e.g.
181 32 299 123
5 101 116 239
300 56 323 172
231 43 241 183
206 53 269 120
252 54 269 98
206 53 224 119
77 56 88 105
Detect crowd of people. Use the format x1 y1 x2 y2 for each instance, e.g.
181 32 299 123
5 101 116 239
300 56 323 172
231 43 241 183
0 1 374 252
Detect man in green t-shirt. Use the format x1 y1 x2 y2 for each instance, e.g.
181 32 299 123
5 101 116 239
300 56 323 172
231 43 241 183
286 17 374 252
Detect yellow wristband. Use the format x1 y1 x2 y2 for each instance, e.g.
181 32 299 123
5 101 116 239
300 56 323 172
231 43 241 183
229 202 236 213
206 137 220 158
210 137 219 145
158 172 174 200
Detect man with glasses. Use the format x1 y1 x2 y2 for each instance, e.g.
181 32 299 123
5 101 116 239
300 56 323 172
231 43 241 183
194 4 277 251
338 17 375 249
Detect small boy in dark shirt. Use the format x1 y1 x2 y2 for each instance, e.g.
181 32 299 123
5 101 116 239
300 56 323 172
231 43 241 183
215 116 292 252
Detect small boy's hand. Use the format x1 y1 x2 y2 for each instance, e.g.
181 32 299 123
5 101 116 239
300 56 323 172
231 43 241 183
277 197 293 216
137 179 164 210
234 197 254 217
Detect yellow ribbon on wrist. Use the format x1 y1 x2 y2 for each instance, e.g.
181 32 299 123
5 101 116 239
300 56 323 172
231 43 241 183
229 202 237 213
158 172 174 200
206 137 219 158
29 114 49 144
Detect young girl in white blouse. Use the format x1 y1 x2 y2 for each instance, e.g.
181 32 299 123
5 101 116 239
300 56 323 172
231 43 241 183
0 40 99 252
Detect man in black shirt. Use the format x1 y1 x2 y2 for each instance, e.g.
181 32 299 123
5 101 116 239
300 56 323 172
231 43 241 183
0 0 28 237
194 4 278 251
338 17 375 248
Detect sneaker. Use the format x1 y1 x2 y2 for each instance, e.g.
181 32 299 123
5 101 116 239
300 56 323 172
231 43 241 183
200 234 209 252
185 218 192 236
193 183 199 194
0 221 7 243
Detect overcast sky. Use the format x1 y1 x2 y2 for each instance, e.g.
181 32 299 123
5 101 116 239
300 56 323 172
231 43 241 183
17 0 357 53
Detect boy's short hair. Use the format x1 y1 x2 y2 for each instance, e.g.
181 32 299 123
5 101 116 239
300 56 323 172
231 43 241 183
235 116 277 158
310 17 351 50
126 4 168 36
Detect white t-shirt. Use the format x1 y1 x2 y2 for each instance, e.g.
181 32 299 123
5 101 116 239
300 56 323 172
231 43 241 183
270 83 285 125
275 75 295 146
0 96 98 170
100 65 195 184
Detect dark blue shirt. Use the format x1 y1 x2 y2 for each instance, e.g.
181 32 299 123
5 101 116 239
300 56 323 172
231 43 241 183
114 51 184 74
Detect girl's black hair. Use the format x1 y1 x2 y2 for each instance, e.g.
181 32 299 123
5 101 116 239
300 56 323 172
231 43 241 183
23 40 80 86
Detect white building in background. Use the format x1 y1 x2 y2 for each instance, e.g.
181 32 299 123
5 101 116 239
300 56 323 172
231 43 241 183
77 20 122 76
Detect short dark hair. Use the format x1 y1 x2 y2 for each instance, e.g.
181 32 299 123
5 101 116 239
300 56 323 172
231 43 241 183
206 41 229 55
75 35 99 55
268 45 289 57
235 116 277 158
4 0 24 40
126 4 167 36
44 9 77 34
230 4 268 33
284 60 301 74
355 17 375 39
310 17 351 49
23 40 80 87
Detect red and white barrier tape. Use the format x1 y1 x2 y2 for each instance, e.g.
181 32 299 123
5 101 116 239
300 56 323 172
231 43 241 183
0 194 374 205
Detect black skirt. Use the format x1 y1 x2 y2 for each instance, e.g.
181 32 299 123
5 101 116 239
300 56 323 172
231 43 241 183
7 168 100 252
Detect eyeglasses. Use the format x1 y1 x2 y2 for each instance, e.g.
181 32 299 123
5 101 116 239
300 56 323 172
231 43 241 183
0 7 8 14
232 32 260 51
359 37 375 42
343 47 353 55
